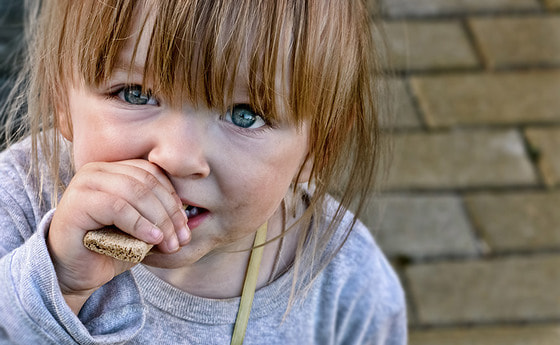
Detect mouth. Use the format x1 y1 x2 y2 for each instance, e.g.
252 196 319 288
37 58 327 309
183 205 209 219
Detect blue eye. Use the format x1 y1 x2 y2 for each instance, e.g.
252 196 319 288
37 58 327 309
224 104 266 129
118 85 158 106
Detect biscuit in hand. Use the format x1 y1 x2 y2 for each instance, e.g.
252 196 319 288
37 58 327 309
83 227 153 263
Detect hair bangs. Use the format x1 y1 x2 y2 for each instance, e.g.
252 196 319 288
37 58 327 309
146 0 299 125
70 0 299 126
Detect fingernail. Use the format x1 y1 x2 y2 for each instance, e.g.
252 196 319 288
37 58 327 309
177 226 190 245
150 227 163 242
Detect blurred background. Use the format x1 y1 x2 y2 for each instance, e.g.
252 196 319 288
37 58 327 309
366 0 560 344
0 0 559 344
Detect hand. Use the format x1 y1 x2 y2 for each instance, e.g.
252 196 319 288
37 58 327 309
47 159 190 313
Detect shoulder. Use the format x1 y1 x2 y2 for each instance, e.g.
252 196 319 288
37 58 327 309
311 194 403 293
0 134 72 198
0 137 33 181
316 196 407 342
0 135 71 242
322 197 404 305
0 137 39 211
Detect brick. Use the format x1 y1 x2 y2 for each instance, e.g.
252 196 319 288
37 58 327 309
379 0 540 17
366 194 479 259
465 191 560 252
411 70 560 127
381 78 421 129
470 16 560 68
376 21 478 71
406 254 560 324
544 0 560 10
385 130 537 190
525 127 560 187
410 325 560 345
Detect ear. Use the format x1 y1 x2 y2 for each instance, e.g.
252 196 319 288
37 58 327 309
294 153 314 183
55 107 73 141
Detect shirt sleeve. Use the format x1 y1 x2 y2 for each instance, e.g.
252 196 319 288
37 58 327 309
0 209 146 344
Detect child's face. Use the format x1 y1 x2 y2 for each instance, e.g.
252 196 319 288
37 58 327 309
60 15 311 267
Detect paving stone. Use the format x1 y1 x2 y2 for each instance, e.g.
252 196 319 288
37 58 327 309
411 70 560 127
465 191 560 252
406 254 560 324
379 0 540 17
544 0 560 10
376 20 478 71
410 325 560 345
381 78 421 129
385 129 537 190
365 194 479 259
525 127 560 187
470 16 560 68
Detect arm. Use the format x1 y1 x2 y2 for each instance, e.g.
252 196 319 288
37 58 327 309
0 210 145 344
0 145 154 343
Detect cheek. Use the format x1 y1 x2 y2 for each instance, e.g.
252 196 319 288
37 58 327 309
70 114 148 170
221 138 307 215
71 127 130 170
66 86 153 170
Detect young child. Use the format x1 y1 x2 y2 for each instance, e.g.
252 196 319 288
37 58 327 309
0 0 406 344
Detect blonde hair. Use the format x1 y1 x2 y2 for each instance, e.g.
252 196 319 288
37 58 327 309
8 0 387 301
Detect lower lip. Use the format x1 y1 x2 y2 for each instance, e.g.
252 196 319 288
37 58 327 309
186 211 210 230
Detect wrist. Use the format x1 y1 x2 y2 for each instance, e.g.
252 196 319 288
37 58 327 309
47 244 97 315
61 290 93 315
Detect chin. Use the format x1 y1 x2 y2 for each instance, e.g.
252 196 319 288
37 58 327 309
141 248 202 268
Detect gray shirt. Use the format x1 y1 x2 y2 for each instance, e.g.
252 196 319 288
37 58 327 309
0 137 407 344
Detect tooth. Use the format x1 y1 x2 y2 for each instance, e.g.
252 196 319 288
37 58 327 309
186 207 199 218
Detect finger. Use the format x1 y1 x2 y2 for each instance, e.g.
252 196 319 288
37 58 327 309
87 162 190 247
84 190 164 245
101 161 190 237
116 160 177 195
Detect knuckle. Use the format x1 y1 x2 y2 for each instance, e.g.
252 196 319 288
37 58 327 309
170 190 183 205
157 217 174 232
111 197 129 214
141 170 160 190
130 179 151 200
170 206 186 223
80 161 98 171
132 214 145 233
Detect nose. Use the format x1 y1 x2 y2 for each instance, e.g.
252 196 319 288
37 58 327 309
147 110 211 179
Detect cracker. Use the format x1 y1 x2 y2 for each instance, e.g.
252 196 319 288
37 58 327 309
83 227 153 263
